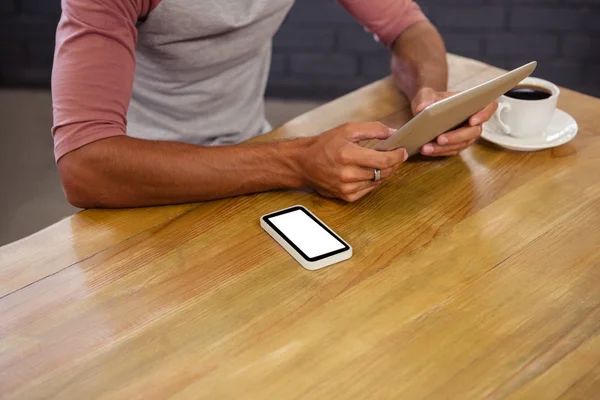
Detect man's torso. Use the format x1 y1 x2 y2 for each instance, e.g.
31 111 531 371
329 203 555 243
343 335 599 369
128 0 294 146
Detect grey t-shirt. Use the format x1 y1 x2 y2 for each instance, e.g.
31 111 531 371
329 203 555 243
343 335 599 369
128 0 294 146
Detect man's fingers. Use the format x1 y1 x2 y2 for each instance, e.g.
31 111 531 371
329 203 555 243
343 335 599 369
341 184 380 203
414 101 435 115
411 87 450 115
469 101 498 126
346 122 396 142
422 138 476 156
335 164 399 198
376 165 398 180
421 142 464 156
340 145 407 170
338 164 398 183
436 125 482 146
339 180 380 195
413 94 438 115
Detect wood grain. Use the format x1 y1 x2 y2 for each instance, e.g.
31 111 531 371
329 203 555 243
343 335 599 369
0 204 198 298
1 55 600 399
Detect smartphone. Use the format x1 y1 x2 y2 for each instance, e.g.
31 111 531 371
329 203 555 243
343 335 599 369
261 205 352 270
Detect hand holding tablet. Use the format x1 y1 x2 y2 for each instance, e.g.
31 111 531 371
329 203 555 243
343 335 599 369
410 88 498 157
377 61 538 157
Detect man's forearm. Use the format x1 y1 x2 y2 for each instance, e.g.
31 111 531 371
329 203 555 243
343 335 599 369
58 136 309 208
391 21 448 99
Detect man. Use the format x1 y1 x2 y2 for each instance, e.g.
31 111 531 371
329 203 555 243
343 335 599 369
52 0 496 208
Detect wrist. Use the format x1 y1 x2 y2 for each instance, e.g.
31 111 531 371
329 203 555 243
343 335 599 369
274 137 314 189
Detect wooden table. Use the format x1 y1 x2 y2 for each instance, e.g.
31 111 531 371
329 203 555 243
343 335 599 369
2 55 600 399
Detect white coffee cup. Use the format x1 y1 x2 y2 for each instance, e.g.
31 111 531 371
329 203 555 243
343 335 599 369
495 77 560 139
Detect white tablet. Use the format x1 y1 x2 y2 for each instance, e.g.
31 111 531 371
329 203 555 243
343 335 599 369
376 61 537 155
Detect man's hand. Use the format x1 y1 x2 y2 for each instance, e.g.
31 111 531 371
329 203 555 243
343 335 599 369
411 87 498 157
297 122 408 202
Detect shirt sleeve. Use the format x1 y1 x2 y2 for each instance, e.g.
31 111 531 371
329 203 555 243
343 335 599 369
51 0 158 161
338 0 428 48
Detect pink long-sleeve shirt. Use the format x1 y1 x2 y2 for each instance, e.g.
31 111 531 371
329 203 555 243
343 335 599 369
52 0 427 160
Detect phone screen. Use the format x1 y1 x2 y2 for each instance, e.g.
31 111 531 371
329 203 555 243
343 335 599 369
263 207 349 261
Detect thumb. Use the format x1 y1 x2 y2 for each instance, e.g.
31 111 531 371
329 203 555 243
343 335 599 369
346 122 396 143
412 88 438 115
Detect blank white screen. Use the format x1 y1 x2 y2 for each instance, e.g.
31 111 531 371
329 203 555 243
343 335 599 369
269 210 344 259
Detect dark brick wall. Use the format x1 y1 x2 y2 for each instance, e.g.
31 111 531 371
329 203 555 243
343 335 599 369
1 0 599 99
0 0 60 86
269 0 600 98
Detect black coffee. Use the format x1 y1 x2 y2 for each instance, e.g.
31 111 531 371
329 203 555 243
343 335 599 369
505 85 552 101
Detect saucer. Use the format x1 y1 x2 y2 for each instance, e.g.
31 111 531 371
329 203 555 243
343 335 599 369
481 108 578 151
